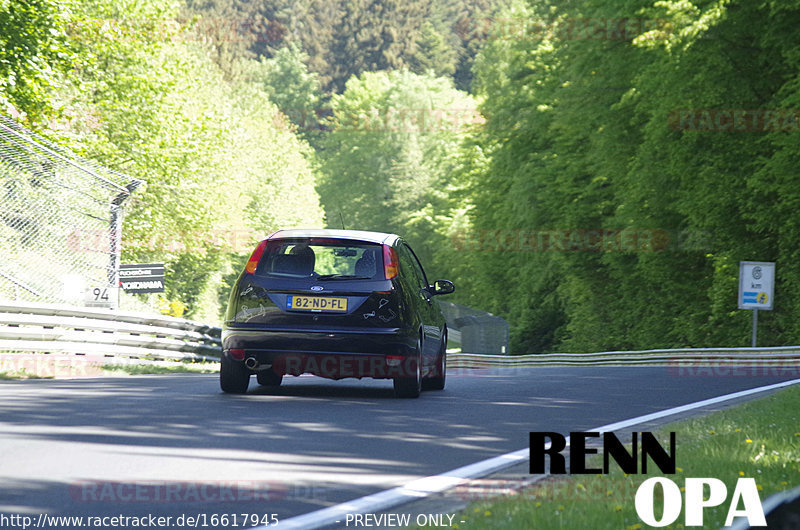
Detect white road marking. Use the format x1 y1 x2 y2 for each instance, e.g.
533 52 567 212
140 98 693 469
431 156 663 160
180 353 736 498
270 378 800 529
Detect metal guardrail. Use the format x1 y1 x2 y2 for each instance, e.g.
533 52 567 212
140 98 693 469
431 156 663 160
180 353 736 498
447 346 800 369
0 301 221 363
2 300 799 371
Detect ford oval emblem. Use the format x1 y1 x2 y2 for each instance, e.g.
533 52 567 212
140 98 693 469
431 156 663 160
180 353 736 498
310 285 324 291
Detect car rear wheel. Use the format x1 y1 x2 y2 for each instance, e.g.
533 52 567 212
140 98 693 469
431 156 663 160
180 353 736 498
256 369 283 386
423 336 446 391
220 355 250 394
394 341 422 398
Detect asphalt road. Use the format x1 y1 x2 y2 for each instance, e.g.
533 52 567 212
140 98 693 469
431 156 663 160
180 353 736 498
0 366 797 529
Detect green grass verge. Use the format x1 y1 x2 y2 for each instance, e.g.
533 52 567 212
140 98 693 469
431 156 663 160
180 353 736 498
101 361 220 375
0 361 219 379
0 369 54 380
436 385 800 530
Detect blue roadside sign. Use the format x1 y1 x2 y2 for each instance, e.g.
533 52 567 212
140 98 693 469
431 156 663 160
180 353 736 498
738 261 774 310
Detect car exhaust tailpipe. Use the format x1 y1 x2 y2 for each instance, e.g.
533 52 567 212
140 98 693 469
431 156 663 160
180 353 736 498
245 357 258 370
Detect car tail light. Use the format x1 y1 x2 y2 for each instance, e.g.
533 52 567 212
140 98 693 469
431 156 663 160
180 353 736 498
383 244 399 279
244 240 267 274
386 355 403 366
229 348 245 360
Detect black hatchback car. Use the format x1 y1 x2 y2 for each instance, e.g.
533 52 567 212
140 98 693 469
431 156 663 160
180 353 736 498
220 229 454 397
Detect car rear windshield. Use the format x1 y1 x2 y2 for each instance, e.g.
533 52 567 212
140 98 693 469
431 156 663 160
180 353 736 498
254 239 383 280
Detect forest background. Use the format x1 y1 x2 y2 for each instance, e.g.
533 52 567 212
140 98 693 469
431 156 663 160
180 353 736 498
2 0 799 353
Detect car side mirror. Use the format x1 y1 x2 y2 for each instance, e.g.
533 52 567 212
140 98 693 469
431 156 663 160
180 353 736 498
431 280 455 296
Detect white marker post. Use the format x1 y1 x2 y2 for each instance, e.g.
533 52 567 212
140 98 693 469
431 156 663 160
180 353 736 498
738 261 775 347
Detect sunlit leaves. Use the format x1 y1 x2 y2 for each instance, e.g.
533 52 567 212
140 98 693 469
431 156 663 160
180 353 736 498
0 0 76 121
317 69 479 277
464 0 800 352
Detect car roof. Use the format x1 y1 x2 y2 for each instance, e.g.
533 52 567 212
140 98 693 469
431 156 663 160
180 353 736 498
267 229 400 246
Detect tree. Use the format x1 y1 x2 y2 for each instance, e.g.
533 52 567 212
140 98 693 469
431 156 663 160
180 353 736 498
3 0 325 319
325 0 427 93
462 0 800 352
316 69 480 278
410 20 458 78
181 0 288 77
0 0 76 122
244 43 323 144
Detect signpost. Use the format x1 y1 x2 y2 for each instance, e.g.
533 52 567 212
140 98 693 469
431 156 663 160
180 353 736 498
84 286 118 309
119 263 165 294
738 261 775 347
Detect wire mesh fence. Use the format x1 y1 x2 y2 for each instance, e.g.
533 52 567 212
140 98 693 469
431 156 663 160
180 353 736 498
439 301 510 355
0 115 143 307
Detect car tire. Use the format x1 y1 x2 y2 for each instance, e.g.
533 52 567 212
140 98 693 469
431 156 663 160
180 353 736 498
423 337 446 391
220 355 250 394
256 369 283 387
394 341 422 398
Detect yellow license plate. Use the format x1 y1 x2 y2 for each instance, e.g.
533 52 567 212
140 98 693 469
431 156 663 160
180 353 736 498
287 295 348 312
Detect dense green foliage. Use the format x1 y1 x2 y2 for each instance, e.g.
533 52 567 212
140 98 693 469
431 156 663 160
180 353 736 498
3 0 323 321
182 0 493 92
316 69 479 279
463 0 800 352
0 0 77 121
5 0 800 351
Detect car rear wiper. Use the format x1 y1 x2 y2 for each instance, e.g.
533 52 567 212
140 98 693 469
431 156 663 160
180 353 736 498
316 274 373 280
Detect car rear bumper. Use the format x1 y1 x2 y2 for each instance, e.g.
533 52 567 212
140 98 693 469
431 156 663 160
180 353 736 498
221 326 418 380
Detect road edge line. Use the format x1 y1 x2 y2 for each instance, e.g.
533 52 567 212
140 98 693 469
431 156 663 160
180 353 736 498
271 377 800 529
